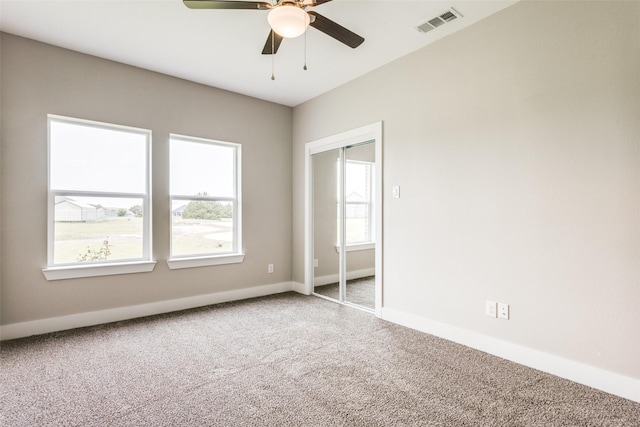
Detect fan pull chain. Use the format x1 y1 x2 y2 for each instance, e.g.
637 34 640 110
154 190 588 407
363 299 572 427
271 30 276 80
303 29 308 71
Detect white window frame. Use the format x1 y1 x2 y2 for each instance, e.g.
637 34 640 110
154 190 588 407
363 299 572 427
43 115 155 281
167 134 244 270
336 159 375 252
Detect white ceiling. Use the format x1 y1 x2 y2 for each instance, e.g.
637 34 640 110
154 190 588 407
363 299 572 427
0 0 517 107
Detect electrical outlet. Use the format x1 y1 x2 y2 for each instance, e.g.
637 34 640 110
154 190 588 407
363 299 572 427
268 264 274 274
485 300 497 318
498 303 509 320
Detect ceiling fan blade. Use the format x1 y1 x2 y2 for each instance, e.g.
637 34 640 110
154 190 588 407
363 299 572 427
183 0 270 10
262 31 284 55
308 11 364 48
305 0 333 6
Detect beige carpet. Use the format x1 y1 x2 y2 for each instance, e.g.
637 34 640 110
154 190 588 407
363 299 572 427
314 276 375 309
1 292 638 426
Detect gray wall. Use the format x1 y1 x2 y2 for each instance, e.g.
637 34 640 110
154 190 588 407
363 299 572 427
293 1 640 379
0 33 292 325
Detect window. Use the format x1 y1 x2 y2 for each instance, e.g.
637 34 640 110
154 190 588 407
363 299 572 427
44 115 154 280
168 134 243 269
339 160 374 246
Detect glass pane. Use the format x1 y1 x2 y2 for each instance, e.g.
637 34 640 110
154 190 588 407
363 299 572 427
343 161 373 244
345 143 375 310
54 196 144 264
50 120 147 193
345 162 370 202
170 138 235 197
171 199 234 257
346 204 369 243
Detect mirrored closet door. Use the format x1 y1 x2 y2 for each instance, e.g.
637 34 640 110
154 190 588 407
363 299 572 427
312 142 376 311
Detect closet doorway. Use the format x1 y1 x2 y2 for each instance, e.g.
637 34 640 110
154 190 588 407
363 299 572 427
304 122 382 316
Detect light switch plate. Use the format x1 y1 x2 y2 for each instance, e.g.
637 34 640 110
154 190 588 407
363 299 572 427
392 186 400 198
486 300 497 318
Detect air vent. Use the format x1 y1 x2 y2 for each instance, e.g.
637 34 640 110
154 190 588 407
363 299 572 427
416 8 462 34
440 10 457 22
428 17 446 28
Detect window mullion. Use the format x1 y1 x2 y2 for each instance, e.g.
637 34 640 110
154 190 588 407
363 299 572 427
52 190 148 199
171 195 236 202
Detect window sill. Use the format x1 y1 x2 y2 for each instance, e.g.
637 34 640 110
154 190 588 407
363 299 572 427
166 253 245 270
43 261 157 281
335 242 375 253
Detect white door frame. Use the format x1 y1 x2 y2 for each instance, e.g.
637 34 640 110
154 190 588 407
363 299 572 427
304 121 383 317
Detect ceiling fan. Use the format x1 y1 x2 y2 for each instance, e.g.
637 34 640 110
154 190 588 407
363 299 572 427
183 0 365 55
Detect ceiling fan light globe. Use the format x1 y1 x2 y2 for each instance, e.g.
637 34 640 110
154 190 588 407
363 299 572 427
267 5 310 38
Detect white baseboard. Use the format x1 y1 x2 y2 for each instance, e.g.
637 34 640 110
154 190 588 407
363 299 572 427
381 307 640 403
313 268 375 286
0 282 294 341
291 281 309 295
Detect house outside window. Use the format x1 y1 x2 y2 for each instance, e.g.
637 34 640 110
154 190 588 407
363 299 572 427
45 115 153 279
